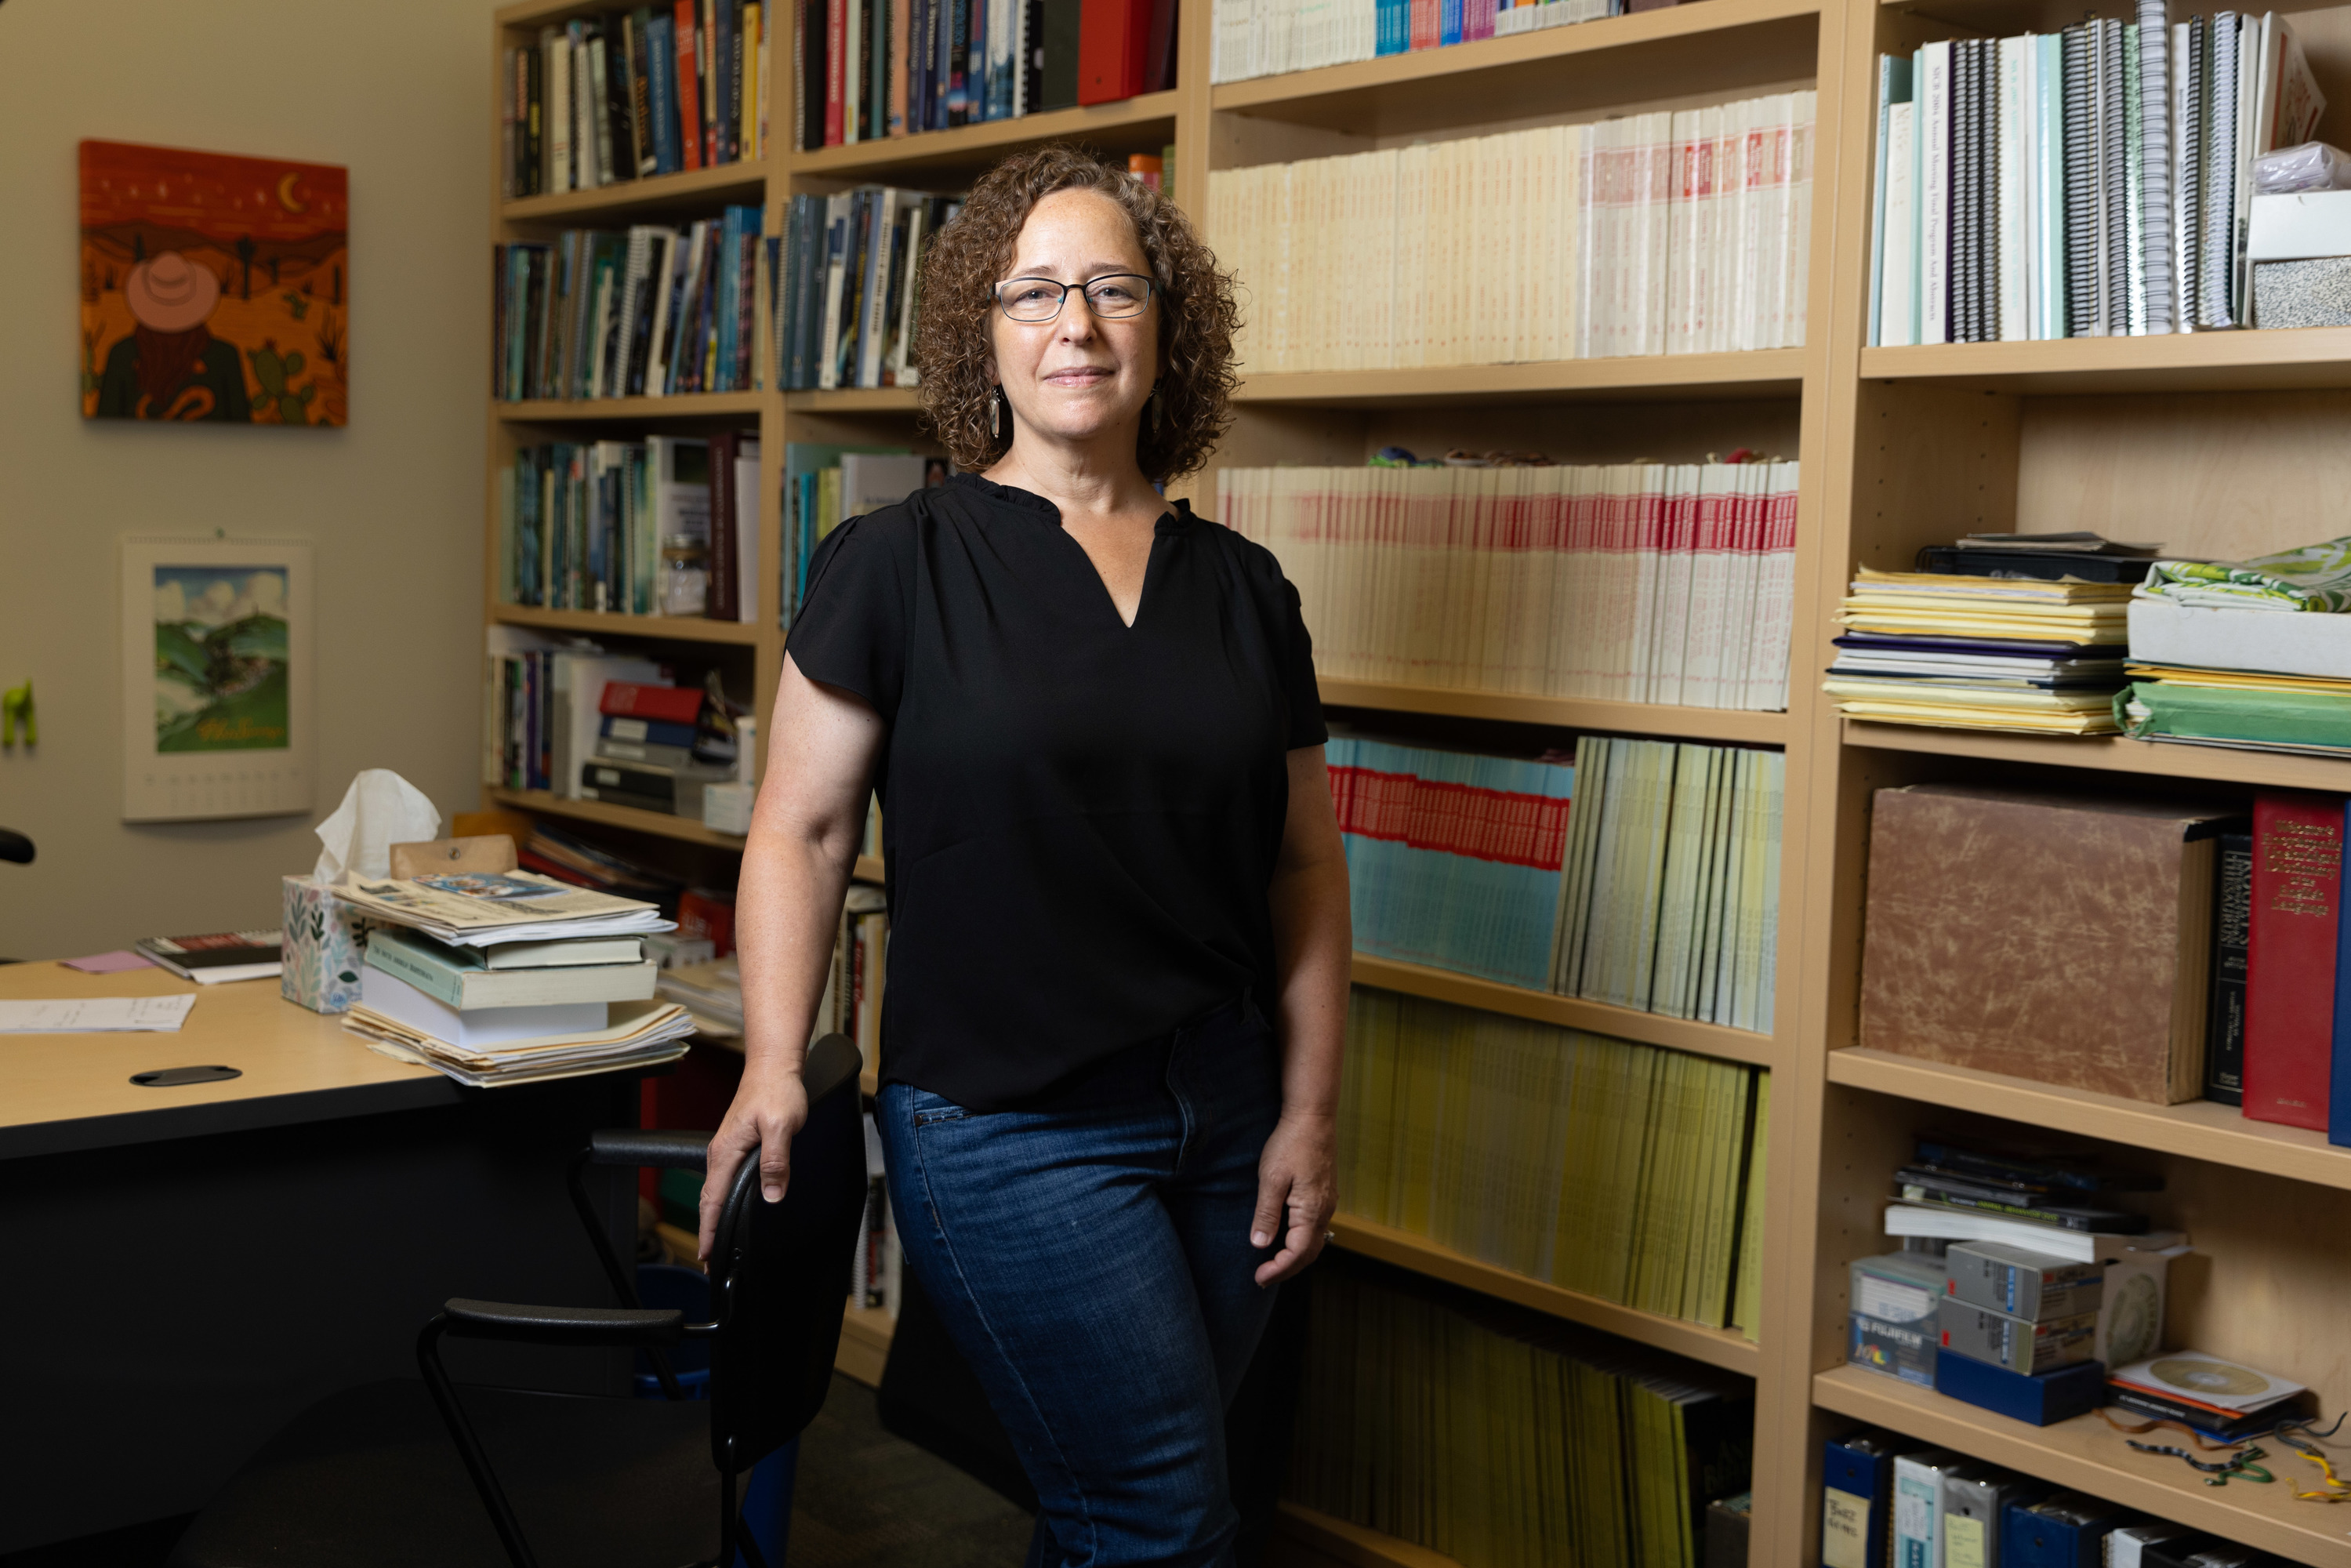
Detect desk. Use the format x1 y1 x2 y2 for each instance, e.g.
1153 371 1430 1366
0 962 643 1553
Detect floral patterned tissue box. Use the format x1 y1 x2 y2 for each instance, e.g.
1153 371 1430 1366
281 874 368 1014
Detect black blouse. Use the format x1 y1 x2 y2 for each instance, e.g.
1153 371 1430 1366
785 472 1327 1111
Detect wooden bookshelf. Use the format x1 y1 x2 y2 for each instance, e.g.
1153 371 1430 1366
494 390 769 424
1814 1368 2351 1568
792 91 1182 182
1844 718 2351 791
1235 351 1808 407
782 387 923 413
1271 1504 1464 1568
500 159 768 224
1322 678 1791 745
1350 954 1780 1069
1333 1214 1761 1374
1857 328 2351 394
486 786 749 848
837 1304 895 1388
491 604 765 644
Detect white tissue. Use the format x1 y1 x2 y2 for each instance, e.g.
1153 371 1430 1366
310 770 442 884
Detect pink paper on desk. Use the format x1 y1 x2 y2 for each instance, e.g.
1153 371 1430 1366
63 950 155 974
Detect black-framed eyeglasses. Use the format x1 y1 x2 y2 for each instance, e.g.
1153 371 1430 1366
995 274 1156 323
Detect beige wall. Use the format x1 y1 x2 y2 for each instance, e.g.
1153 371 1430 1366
0 0 500 957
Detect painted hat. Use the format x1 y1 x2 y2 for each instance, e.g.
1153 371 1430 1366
124 252 221 333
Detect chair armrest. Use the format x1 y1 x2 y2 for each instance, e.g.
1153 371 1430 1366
441 1298 686 1347
586 1127 709 1170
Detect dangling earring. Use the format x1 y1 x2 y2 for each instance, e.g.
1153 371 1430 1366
990 387 1007 441
1148 388 1162 437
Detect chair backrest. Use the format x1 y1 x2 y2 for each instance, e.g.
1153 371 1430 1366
705 1031 867 1473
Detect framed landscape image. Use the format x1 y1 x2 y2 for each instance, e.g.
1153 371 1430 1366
120 537 314 822
80 140 348 425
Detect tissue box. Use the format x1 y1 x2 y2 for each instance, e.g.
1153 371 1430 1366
281 875 369 1014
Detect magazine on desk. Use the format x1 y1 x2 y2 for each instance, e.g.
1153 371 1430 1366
332 871 674 946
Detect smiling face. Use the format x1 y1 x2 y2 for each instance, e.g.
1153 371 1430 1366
989 188 1159 454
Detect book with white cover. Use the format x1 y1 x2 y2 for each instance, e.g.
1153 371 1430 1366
1881 103 1917 344
1998 38 2030 339
1920 42 1954 343
2128 593 2351 678
1885 1202 2184 1263
360 965 607 1047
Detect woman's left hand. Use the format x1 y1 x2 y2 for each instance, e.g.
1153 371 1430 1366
1250 1110 1337 1287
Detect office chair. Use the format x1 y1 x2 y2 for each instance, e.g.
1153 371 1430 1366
169 1033 867 1568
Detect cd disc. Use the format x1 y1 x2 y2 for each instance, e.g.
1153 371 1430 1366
2149 1357 2272 1398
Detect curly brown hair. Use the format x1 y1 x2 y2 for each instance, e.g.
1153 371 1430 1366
913 143 1240 483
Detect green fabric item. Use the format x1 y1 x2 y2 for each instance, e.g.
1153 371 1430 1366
2115 681 2351 749
2146 536 2351 612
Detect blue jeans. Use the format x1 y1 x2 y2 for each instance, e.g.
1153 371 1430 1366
876 996 1285 1568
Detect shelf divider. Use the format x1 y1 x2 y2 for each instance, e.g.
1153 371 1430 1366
1323 678 1790 744
1351 954 1781 1069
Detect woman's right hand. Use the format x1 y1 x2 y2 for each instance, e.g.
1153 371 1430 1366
697 1065 811 1264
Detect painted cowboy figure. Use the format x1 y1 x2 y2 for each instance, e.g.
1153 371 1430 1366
96 252 252 422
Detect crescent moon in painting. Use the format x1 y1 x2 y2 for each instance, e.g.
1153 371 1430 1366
277 172 306 213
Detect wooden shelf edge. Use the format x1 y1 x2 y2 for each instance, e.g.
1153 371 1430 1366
488 786 749 849
1322 677 1790 743
1333 1215 1761 1374
1827 1047 2351 1191
1273 1504 1464 1568
1349 954 1781 1069
1212 0 1823 114
837 1303 896 1388
1812 1367 2351 1567
1842 717 2351 790
783 387 924 412
498 161 767 224
491 604 767 645
1236 350 1806 405
495 391 770 423
787 90 1180 177
1858 328 2351 393
853 855 885 884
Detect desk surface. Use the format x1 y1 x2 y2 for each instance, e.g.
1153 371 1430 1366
0 960 459 1160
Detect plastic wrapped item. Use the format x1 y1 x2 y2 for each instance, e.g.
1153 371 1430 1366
2253 140 2351 194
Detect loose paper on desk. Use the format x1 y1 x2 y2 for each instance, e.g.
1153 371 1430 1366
312 769 441 884
0 995 197 1033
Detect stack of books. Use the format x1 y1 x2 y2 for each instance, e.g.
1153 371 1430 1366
499 433 760 621
1824 566 2135 732
1206 96 1816 372
778 191 960 391
1214 0 1664 87
1341 987 1769 1335
2121 537 2351 757
782 448 938 626
493 214 770 403
335 871 691 1087
1865 13 2324 343
581 681 742 818
500 5 768 200
1221 456 1799 712
1290 1257 1753 1568
134 929 283 985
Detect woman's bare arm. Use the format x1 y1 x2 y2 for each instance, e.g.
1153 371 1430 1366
1250 743 1352 1287
696 654 888 1261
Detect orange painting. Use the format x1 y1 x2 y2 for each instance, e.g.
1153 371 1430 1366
80 140 348 426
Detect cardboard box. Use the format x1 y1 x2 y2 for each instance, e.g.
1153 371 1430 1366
1938 1298 2096 1375
1946 1240 2105 1320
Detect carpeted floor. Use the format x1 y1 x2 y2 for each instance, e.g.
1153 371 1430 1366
785 1373 1035 1568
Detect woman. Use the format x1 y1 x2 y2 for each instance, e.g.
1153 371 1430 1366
699 143 1351 1566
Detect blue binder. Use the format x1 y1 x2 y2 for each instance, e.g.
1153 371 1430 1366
2002 1493 2132 1567
1822 1430 1899 1568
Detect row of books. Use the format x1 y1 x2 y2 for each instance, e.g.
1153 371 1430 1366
493 214 771 403
1205 97 1814 372
481 644 749 813
498 434 761 622
800 0 1175 151
1220 458 1798 712
1820 1428 2288 1566
1341 986 1769 1334
1212 0 1655 85
1862 780 2351 1145
1865 10 2324 343
1556 735 1783 1031
1327 734 1782 1029
778 189 960 390
782 447 942 625
1290 1256 1753 1568
500 2 770 201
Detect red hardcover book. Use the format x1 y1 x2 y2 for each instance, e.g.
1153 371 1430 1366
1076 0 1149 104
1408 0 1439 50
600 681 703 724
825 0 847 144
673 1 705 168
2244 789 2342 1130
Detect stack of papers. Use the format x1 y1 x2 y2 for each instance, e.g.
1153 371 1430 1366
1826 569 2133 733
333 872 674 946
344 997 696 1087
0 995 197 1033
